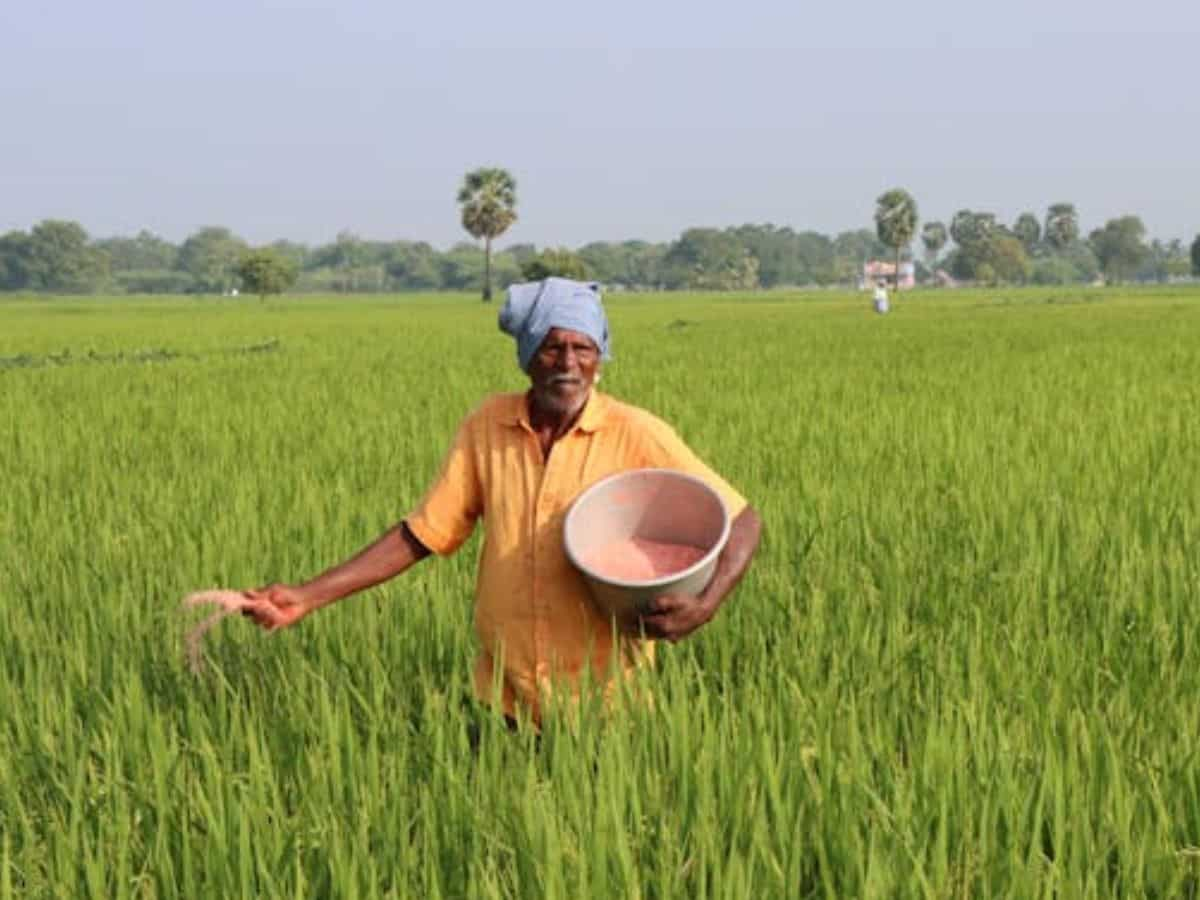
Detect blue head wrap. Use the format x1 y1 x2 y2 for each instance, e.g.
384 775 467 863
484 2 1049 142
498 277 612 372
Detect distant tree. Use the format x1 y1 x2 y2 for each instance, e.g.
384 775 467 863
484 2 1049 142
577 239 672 289
948 210 998 279
268 240 309 271
331 230 368 270
1165 239 1191 279
728 224 836 287
438 243 486 291
96 230 178 272
1044 203 1079 251
688 252 758 291
1031 257 1081 285
93 230 182 293
1192 235 1200 276
457 167 517 301
986 235 1032 284
577 242 625 285
504 243 539 267
949 210 996 250
1137 239 1190 283
520 247 588 282
1062 241 1101 283
489 250 523 290
920 221 948 278
789 230 837 285
178 227 247 293
307 231 365 273
0 230 32 290
731 224 789 287
306 231 385 291
663 228 758 290
832 229 889 261
728 224 785 286
1013 213 1041 253
874 189 918 291
624 241 668 289
1029 241 1098 284
236 248 299 301
1088 216 1148 283
949 210 972 248
25 220 109 293
385 241 442 290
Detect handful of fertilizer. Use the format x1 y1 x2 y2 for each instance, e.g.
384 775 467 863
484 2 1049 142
181 589 255 675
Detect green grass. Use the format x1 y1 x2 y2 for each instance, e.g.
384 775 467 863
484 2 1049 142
2 285 1199 897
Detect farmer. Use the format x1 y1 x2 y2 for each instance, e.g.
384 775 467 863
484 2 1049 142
242 277 762 724
873 280 890 314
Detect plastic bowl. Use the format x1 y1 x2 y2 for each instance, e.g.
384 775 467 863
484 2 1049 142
563 468 730 622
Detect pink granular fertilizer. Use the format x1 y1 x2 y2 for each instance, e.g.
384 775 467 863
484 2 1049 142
580 537 707 582
181 589 253 675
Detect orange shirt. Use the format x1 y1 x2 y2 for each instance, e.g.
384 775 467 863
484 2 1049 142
405 390 747 722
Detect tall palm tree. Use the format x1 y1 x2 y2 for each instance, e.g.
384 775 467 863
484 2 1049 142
1044 203 1079 251
457 168 517 301
920 221 948 282
875 189 919 292
1012 212 1041 253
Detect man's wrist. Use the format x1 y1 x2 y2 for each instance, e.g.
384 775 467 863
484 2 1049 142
296 583 323 614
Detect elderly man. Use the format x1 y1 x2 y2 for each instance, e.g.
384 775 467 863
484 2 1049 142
243 277 762 724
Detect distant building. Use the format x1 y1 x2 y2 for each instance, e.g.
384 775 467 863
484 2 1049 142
861 260 915 290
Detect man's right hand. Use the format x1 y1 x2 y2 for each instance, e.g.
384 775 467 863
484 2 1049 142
241 583 312 631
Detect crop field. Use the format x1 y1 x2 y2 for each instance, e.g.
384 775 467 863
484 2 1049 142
2 286 1199 898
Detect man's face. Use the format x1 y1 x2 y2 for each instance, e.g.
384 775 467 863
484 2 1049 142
528 327 601 418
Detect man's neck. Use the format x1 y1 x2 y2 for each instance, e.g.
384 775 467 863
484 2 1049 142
527 389 590 444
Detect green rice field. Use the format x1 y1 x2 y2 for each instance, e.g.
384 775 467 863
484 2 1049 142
2 286 1199 897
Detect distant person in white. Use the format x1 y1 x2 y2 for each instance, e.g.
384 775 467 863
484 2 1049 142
873 281 890 314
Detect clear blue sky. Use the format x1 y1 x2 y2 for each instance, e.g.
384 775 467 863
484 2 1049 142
1 0 1196 248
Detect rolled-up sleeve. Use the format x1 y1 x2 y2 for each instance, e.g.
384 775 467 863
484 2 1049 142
405 417 483 556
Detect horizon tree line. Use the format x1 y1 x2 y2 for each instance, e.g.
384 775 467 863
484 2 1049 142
1 171 1196 297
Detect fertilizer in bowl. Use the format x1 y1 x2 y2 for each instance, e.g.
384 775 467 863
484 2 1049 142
580 537 707 582
564 468 730 619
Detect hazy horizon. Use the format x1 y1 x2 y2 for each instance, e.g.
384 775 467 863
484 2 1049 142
2 0 1197 249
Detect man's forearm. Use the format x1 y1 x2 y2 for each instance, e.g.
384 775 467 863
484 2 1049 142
699 506 762 614
299 522 431 612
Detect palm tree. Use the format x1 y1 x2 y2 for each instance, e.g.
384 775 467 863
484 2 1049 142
874 189 918 292
457 168 517 301
1012 212 1041 253
920 221 948 282
1044 203 1079 251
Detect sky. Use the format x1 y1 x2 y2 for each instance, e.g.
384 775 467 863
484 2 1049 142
1 0 1196 249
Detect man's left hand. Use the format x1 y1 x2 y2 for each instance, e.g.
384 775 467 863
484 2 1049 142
636 593 715 643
